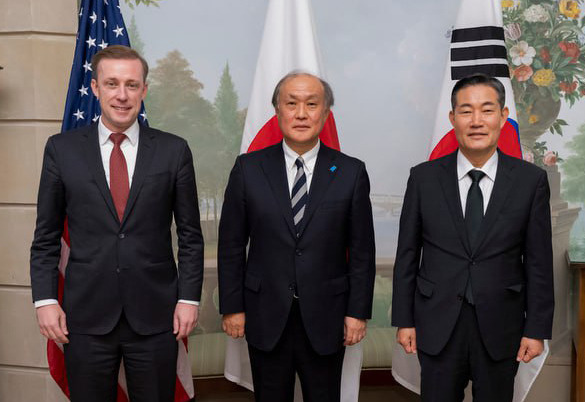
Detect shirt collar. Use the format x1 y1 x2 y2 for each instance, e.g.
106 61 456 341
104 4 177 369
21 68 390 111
98 118 140 146
457 149 498 181
282 140 320 174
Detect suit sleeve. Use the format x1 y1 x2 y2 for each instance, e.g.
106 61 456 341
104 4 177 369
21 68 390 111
30 136 65 302
391 168 422 328
173 140 204 302
217 156 249 315
345 162 376 319
523 169 554 339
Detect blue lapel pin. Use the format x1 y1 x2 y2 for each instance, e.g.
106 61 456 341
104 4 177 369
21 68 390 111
330 165 337 172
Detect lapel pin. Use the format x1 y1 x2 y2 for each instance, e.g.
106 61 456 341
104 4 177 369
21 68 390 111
330 165 337 172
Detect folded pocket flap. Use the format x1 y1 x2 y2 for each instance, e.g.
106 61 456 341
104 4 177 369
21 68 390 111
506 283 524 293
416 275 435 298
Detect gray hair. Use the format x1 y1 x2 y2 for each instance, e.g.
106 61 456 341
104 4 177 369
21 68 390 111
271 70 334 110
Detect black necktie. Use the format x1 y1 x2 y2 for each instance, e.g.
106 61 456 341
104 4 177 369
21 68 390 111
463 169 485 305
291 158 307 232
465 170 486 247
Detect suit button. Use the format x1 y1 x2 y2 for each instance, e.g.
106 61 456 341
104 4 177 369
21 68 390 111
296 233 300 238
295 249 302 256
457 294 463 301
116 268 120 273
288 284 295 291
118 233 125 239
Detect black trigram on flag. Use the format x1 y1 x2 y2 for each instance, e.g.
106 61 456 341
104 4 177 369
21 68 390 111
450 26 510 80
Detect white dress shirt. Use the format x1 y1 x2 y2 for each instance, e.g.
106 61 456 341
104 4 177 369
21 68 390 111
283 140 320 195
98 117 139 187
35 118 198 308
457 150 498 216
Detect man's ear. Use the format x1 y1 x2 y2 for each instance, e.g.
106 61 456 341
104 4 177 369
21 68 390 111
90 79 99 99
501 106 510 128
141 81 148 100
449 110 455 127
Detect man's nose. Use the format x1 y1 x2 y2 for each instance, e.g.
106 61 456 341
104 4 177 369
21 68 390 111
116 86 128 101
470 111 483 126
295 104 308 119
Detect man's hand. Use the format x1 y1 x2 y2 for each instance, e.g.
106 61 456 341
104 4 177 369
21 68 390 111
36 304 69 344
173 303 199 340
344 317 367 346
222 313 245 339
397 327 417 354
516 337 544 363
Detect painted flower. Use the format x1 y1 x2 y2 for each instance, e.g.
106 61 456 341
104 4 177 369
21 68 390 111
501 0 515 8
543 151 557 166
523 150 535 163
523 4 549 23
513 65 534 81
510 41 536 66
529 114 540 124
559 0 581 19
532 69 556 86
504 23 522 41
581 88 585 96
539 47 552 64
558 41 580 63
559 81 577 93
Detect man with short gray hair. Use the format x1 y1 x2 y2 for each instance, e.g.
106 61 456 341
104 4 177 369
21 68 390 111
218 72 376 401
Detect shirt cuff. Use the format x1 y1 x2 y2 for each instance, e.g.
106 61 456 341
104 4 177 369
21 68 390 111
178 299 200 306
35 299 59 308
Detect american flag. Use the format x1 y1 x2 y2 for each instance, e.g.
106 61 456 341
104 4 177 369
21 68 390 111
52 0 194 400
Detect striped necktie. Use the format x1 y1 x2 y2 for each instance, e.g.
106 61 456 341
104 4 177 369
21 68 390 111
291 157 308 231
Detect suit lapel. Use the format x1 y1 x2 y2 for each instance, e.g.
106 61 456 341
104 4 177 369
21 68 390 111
82 124 119 223
439 152 472 255
472 150 515 255
298 144 338 236
121 125 155 227
261 144 297 238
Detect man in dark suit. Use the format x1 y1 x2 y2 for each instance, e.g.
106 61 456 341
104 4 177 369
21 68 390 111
391 73 554 401
30 46 203 402
218 72 376 401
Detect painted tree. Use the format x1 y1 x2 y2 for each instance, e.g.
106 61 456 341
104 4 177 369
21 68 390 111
562 123 585 254
562 123 585 204
214 62 242 159
146 50 222 234
126 15 146 57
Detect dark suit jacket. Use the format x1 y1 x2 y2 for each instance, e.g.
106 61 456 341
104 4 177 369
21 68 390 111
30 123 204 336
391 150 554 361
218 142 376 355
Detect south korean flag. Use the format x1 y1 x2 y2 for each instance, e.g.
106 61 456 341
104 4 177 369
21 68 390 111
428 0 522 160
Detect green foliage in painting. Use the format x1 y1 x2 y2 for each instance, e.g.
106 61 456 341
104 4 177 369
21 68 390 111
562 123 585 203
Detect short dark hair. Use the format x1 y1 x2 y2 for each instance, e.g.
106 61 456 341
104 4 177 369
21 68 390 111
451 73 506 110
91 45 149 82
271 70 334 110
